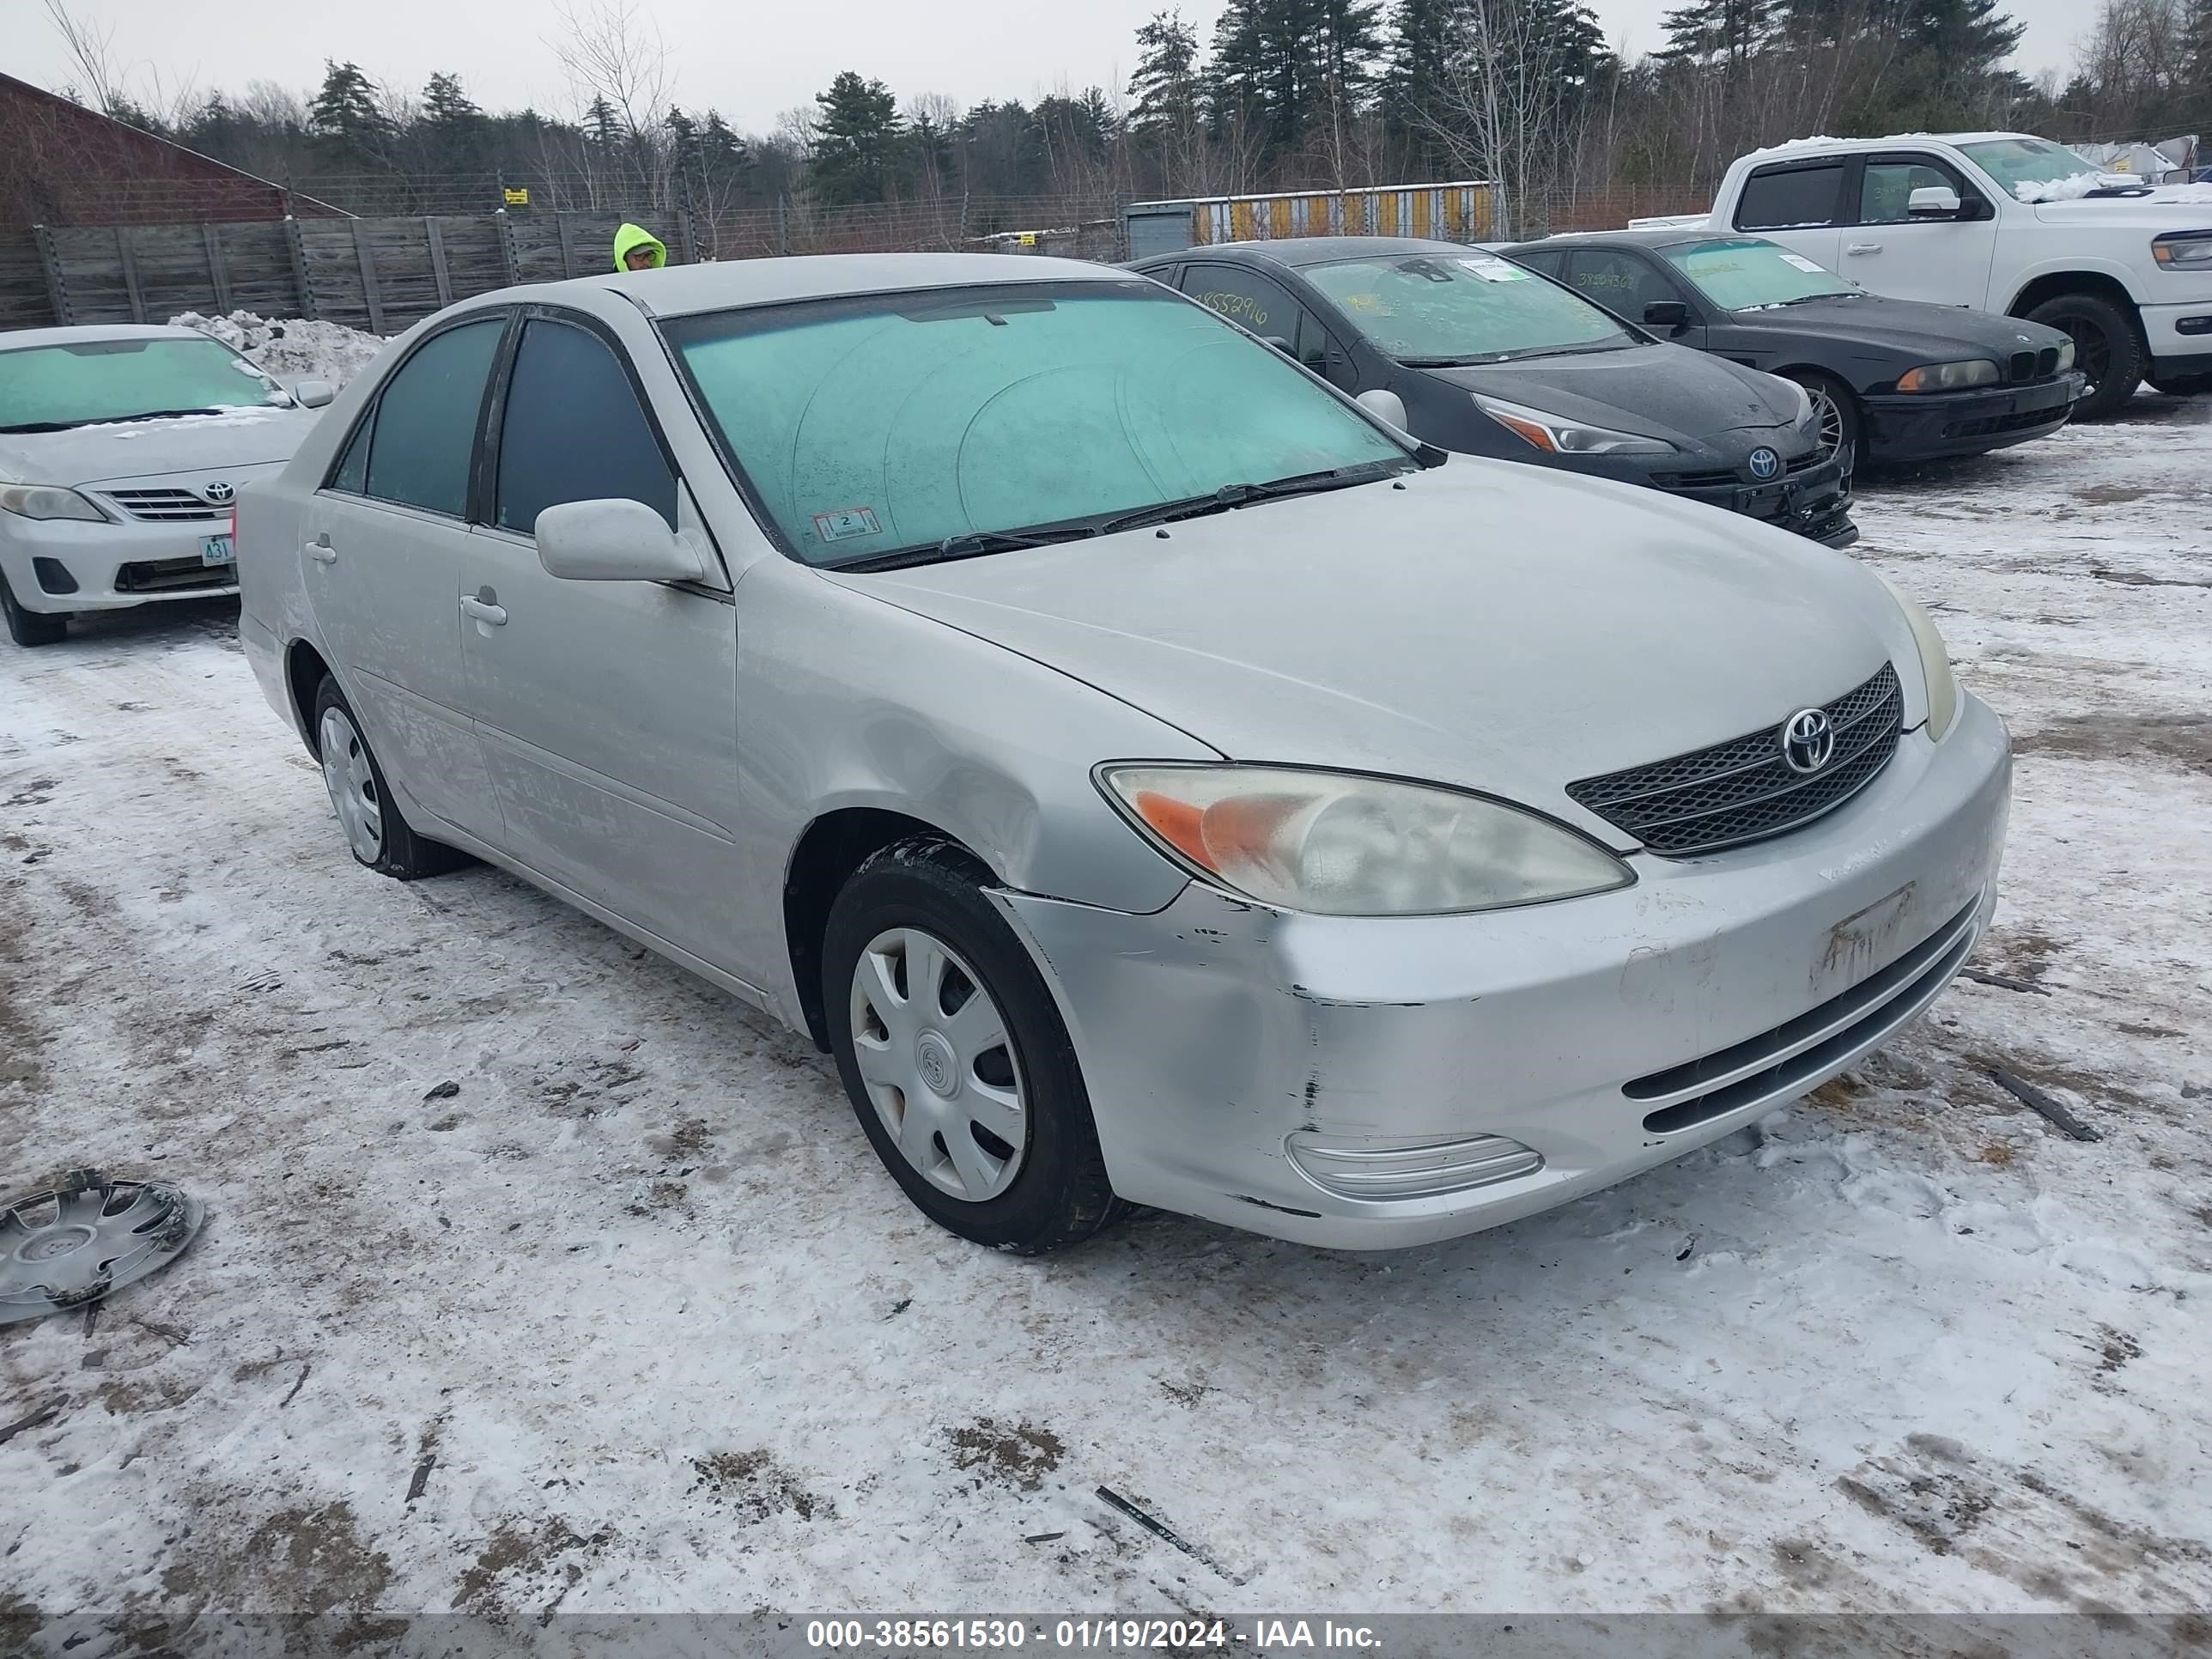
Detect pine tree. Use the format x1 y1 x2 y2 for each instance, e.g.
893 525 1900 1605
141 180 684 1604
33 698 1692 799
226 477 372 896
810 72 906 204
1383 0 1457 160
1656 0 1777 76
309 61 391 167
1128 10 1206 146
583 94 623 146
421 72 485 175
700 111 752 183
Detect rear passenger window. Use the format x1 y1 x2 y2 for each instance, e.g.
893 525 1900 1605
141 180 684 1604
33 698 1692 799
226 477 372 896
1563 250 1681 319
495 319 678 533
1735 164 1845 230
1509 248 1566 278
362 318 503 517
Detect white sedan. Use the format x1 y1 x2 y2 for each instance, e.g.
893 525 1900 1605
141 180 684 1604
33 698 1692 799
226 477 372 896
1 325 331 647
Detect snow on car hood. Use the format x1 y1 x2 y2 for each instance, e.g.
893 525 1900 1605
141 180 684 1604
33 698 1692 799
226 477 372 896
0 405 321 488
837 459 1917 838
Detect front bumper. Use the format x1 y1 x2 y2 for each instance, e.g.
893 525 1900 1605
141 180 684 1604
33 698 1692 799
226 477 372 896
995 694 2011 1249
1863 373 2082 460
1637 447 1855 546
0 514 237 614
2140 297 2212 381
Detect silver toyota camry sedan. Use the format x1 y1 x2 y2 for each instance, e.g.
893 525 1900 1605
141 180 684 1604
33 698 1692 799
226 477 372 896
236 253 2011 1254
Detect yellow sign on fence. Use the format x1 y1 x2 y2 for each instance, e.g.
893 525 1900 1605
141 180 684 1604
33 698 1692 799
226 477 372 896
503 187 530 206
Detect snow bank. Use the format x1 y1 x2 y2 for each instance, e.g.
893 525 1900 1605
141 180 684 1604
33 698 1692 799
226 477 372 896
168 310 386 389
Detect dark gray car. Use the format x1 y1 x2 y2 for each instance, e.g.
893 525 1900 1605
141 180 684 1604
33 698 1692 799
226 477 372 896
1128 236 1856 547
1505 228 2085 465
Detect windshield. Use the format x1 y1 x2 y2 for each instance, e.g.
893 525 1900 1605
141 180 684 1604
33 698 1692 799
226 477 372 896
664 281 1412 565
1663 237 1856 308
1958 137 2105 198
1303 252 1632 363
0 336 287 433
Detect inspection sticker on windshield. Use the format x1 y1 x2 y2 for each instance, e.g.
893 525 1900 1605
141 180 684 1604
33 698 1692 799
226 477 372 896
812 507 882 544
1778 252 1826 272
1456 257 1531 283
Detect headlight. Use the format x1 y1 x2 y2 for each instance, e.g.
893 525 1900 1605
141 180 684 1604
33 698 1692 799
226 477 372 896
2151 232 2212 269
2056 338 2075 372
1777 376 1816 428
0 483 108 522
1097 763 1635 916
1894 359 1999 393
1472 393 1677 455
1880 579 1960 742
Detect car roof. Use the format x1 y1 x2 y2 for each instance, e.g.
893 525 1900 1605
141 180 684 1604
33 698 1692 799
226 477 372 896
0 324 217 352
463 252 1140 320
1508 228 1752 254
1137 236 1473 270
1732 131 2030 165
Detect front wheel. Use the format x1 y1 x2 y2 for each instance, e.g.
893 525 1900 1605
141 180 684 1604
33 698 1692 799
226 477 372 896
1784 369 1860 465
312 677 468 880
2 569 67 647
823 836 1125 1253
2027 292 2144 417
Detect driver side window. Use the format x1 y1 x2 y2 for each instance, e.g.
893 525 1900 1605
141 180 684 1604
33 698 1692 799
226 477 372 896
493 318 679 533
1858 159 1978 224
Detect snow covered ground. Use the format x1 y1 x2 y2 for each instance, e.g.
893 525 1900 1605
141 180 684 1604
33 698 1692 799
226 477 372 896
1 401 2208 1642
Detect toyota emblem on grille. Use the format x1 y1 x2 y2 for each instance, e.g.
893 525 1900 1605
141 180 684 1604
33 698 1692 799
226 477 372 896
203 481 235 504
1779 708 1836 774
1747 447 1781 482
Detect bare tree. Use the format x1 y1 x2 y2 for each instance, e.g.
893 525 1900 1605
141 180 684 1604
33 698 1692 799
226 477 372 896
43 0 127 116
550 0 677 207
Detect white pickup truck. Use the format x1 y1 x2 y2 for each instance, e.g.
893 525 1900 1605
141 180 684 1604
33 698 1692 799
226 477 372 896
1683 132 2212 416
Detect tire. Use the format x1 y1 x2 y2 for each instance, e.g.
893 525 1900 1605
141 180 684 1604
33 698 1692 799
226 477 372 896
1 568 67 647
1783 369 1861 465
2026 292 2144 418
311 676 468 880
822 836 1126 1254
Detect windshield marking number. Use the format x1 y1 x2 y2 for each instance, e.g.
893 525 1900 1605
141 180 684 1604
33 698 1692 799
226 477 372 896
813 507 883 543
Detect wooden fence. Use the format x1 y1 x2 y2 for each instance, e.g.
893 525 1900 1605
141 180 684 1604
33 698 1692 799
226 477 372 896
5 209 689 336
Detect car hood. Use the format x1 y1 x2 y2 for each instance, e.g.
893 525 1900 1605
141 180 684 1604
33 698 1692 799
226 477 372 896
0 405 320 488
833 460 1915 845
2030 191 2212 231
1742 295 2070 363
1416 340 1802 447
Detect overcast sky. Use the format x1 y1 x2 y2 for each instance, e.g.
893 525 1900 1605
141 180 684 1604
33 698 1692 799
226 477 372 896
9 0 2091 133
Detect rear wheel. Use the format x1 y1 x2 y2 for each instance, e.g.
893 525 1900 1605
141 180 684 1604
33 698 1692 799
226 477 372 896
312 676 467 880
2027 292 2144 417
823 836 1125 1253
1 569 67 647
1784 369 1860 465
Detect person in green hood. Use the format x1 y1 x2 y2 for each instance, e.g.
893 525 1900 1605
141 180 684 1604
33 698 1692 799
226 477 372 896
613 223 667 272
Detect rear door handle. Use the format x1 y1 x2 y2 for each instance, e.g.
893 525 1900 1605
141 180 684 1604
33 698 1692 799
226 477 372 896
1846 242 1883 255
460 594 507 626
307 533 337 564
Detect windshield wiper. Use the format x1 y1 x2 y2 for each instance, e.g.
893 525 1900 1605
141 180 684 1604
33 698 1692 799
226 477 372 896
830 526 1091 572
1099 460 1408 533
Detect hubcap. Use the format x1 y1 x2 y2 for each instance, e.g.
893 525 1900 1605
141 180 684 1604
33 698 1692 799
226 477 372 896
1804 383 1846 460
318 706 384 863
848 927 1027 1202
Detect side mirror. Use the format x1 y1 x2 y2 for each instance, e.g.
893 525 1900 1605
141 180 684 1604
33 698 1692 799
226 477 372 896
1643 300 1691 328
294 380 335 409
1907 185 1962 218
534 498 705 583
1355 387 1411 433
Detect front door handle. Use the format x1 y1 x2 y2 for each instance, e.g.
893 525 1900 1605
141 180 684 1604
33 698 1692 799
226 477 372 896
307 533 337 564
1845 242 1883 255
460 592 507 627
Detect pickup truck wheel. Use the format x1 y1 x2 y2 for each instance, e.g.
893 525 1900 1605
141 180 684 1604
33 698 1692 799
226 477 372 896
823 836 1127 1254
312 677 469 880
2 569 67 647
2027 293 2143 418
1783 370 1859 464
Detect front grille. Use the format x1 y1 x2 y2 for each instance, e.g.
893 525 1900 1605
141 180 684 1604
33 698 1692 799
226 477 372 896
1661 467 1735 491
1784 450 1826 474
1626 899 1981 1133
1566 663 1902 857
2003 347 2061 385
102 489 226 523
114 557 235 594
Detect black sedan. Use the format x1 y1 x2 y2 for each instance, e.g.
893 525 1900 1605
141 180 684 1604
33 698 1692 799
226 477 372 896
1504 228 2085 465
1127 237 1856 547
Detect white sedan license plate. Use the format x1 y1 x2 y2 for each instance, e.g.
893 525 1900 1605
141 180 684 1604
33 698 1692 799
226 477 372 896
200 534 234 567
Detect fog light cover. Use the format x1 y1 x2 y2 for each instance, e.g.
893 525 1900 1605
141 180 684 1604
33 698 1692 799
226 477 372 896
1286 1130 1542 1201
32 556 79 595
